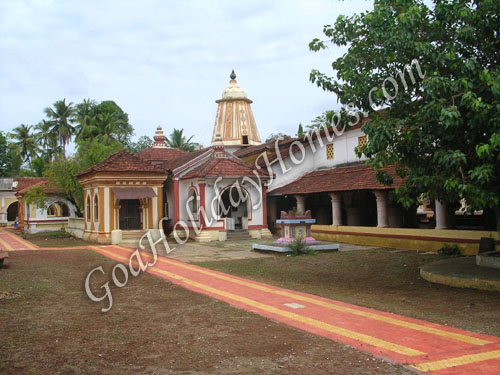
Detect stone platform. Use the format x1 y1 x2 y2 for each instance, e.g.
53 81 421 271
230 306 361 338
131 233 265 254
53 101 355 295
420 256 500 291
252 242 339 253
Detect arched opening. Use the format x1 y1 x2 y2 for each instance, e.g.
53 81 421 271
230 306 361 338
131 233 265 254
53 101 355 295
86 196 91 221
119 199 141 230
47 204 58 217
219 186 249 230
7 202 19 222
94 194 99 221
61 203 70 217
187 188 198 219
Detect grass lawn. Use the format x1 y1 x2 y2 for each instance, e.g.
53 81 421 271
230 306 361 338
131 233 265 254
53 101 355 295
194 249 500 336
0 250 413 375
19 230 92 248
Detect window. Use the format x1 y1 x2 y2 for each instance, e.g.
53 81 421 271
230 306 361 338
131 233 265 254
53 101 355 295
94 194 99 221
47 204 56 216
86 196 91 221
61 203 69 217
188 189 198 219
242 135 249 144
326 144 334 160
358 135 368 148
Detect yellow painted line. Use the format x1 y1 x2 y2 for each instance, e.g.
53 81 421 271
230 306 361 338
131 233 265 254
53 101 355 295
0 230 38 250
5 232 39 250
0 236 14 251
92 246 425 357
411 349 500 372
116 246 492 346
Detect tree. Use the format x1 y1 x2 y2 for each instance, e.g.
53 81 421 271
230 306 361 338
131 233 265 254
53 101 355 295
44 99 75 156
309 0 500 211
45 139 124 215
166 128 197 151
297 123 305 137
0 131 22 176
74 99 98 142
265 133 288 142
96 100 133 144
10 124 39 162
74 99 134 146
126 135 154 153
34 120 60 161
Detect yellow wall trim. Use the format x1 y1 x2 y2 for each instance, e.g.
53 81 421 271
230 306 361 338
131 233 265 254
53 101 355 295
312 225 500 255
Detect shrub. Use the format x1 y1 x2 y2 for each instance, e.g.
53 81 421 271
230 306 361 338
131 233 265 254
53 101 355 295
437 244 461 256
288 237 317 257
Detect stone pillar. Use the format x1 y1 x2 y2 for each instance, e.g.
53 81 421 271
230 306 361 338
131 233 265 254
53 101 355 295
373 190 389 228
329 192 342 226
435 199 449 229
199 183 206 228
262 184 268 227
173 178 180 224
294 195 306 214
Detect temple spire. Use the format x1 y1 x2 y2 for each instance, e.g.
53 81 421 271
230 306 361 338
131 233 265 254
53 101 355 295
211 72 262 148
153 126 167 148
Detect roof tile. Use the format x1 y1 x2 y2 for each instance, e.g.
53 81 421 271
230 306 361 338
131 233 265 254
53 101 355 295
270 164 405 195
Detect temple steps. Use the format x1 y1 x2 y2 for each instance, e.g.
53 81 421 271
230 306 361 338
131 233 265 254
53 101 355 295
226 230 252 241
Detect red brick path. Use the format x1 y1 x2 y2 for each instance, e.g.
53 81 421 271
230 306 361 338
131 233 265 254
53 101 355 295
3 230 500 374
90 245 500 375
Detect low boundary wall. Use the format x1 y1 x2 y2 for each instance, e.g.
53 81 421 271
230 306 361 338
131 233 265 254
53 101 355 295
67 217 84 239
312 225 500 255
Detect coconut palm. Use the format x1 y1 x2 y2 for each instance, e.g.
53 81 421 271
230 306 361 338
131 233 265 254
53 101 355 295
10 124 40 162
44 99 75 156
34 120 60 160
94 112 124 145
166 128 197 151
74 99 98 142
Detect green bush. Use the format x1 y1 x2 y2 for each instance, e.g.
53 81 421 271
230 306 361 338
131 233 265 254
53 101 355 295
288 237 317 257
437 244 461 256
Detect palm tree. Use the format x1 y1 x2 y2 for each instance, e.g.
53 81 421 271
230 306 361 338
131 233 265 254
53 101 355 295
94 112 124 145
10 124 39 162
74 99 98 142
166 128 197 151
34 120 60 160
44 99 75 156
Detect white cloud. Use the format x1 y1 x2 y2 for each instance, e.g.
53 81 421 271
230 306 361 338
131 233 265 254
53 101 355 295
0 0 372 145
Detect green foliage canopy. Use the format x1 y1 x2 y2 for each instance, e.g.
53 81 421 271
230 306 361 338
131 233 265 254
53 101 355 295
310 0 500 210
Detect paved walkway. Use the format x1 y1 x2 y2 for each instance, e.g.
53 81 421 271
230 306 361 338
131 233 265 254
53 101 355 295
0 228 39 250
2 228 500 374
90 245 500 375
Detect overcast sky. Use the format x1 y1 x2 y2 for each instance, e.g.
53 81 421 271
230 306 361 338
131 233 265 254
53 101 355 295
0 0 373 150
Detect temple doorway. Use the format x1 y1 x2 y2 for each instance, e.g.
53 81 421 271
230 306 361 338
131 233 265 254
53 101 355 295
219 187 249 230
7 202 19 222
119 199 141 230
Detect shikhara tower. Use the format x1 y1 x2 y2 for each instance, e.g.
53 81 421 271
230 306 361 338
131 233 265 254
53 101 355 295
211 70 262 153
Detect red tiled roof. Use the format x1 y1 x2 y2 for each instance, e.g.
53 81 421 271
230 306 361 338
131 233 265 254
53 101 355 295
15 179 63 196
13 177 48 192
179 149 270 179
135 147 187 164
76 150 167 178
233 136 295 158
160 148 212 171
269 164 405 195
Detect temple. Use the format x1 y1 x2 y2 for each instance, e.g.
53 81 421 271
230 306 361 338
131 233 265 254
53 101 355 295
6 70 488 250
76 72 272 243
70 70 499 247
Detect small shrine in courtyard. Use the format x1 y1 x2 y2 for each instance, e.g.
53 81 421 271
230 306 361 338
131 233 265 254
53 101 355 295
275 210 319 244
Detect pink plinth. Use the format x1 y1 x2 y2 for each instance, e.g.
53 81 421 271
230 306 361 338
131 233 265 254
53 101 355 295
275 236 318 244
